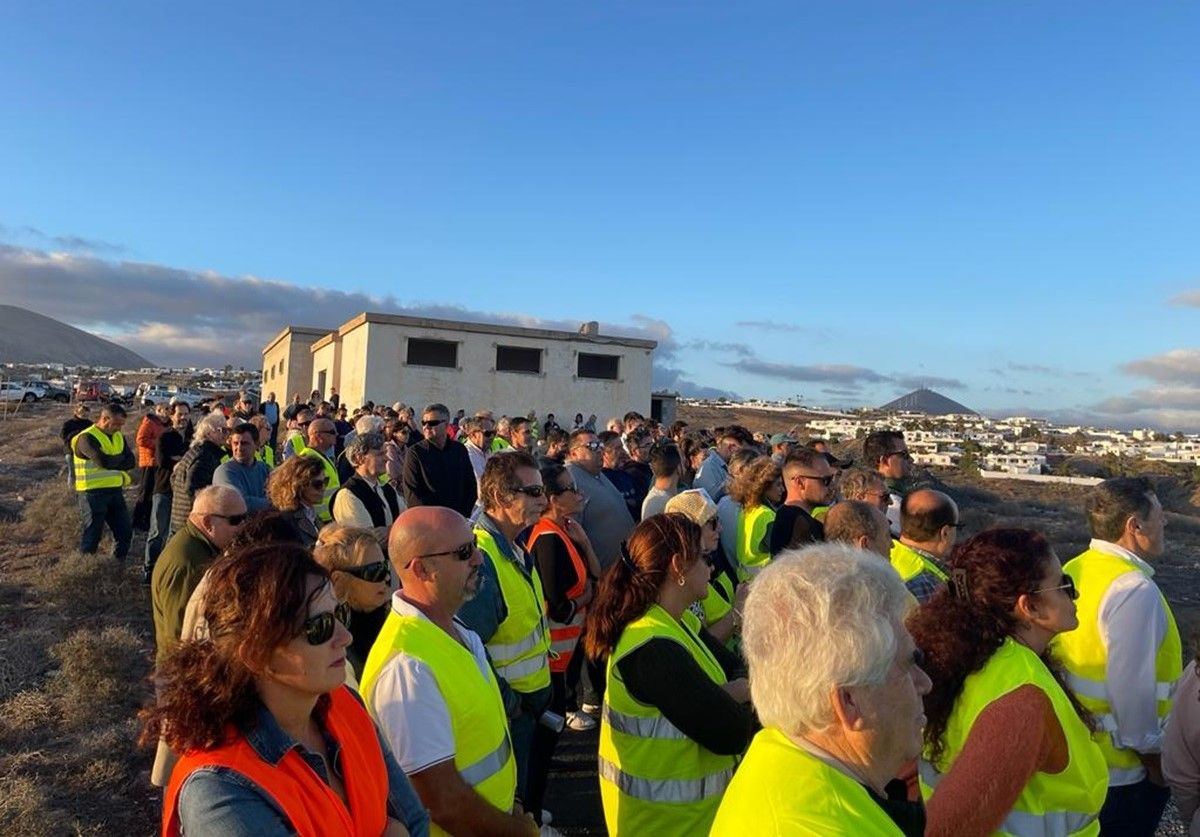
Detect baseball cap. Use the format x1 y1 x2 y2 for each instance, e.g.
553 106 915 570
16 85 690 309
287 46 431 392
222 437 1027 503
768 432 798 447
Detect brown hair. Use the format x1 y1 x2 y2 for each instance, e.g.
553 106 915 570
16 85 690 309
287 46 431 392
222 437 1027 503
584 514 702 660
138 543 330 752
728 456 781 508
479 449 539 511
266 455 325 512
907 528 1087 763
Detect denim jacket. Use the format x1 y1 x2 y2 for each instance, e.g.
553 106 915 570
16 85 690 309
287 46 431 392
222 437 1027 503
175 697 430 836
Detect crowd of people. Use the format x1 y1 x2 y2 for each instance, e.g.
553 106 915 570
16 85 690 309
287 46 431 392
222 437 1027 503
55 391 1200 835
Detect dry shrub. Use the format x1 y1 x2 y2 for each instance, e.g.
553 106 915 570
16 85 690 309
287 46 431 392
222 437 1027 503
0 690 57 745
17 484 77 551
36 551 142 620
0 627 54 701
27 439 62 460
0 773 72 836
50 626 149 728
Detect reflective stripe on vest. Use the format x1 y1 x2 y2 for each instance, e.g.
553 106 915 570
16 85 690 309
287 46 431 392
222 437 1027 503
599 603 738 835
920 638 1107 836
460 733 513 787
598 755 732 804
890 540 949 584
72 426 131 491
299 448 339 523
920 761 1097 837
474 526 551 693
1052 546 1182 782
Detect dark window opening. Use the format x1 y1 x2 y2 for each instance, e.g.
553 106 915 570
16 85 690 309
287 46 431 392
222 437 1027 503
407 338 458 368
578 353 619 380
496 345 542 374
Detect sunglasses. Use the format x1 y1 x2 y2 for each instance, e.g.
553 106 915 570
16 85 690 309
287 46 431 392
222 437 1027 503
343 560 391 584
512 484 546 498
310 477 329 488
1031 576 1078 601
794 474 835 486
422 419 445 427
302 602 352 645
573 440 603 451
210 512 248 526
415 537 478 564
550 483 579 496
888 449 913 461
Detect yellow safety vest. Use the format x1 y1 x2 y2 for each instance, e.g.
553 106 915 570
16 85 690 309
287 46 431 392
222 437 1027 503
256 445 275 469
359 607 516 835
698 571 735 628
474 527 552 693
1052 546 1182 785
811 504 830 522
890 540 949 585
599 603 737 836
712 727 903 836
920 637 1107 836
736 503 775 580
298 448 339 523
72 426 132 491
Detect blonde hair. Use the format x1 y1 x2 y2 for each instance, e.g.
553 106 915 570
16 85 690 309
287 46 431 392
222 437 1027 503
314 523 380 572
265 456 325 512
728 456 781 509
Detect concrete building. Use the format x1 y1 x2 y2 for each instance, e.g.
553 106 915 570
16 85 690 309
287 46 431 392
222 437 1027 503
261 325 329 404
264 312 657 419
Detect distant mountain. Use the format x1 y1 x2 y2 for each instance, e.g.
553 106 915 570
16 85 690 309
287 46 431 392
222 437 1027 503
0 305 153 369
879 388 976 416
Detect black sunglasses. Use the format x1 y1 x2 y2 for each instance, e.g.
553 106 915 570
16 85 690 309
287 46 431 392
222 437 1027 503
343 560 391 584
512 484 546 498
416 537 478 563
794 473 835 486
211 512 248 525
422 419 445 427
302 602 352 645
549 482 579 496
1031 576 1079 601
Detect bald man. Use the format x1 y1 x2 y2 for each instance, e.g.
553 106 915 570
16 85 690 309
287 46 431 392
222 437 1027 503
360 507 536 837
299 417 341 522
824 500 893 559
890 489 959 603
151 484 247 666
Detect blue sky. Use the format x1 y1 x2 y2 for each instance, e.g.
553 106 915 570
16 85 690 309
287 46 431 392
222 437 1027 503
2 3 1199 427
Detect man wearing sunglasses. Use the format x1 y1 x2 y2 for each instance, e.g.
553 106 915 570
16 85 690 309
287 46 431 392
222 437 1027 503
890 489 959 604
565 429 635 572
462 415 496 493
362 506 537 837
864 429 913 536
401 403 478 519
770 448 834 556
298 418 342 524
459 451 556 828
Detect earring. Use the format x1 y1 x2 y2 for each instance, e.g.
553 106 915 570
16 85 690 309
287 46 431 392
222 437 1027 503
677 575 687 587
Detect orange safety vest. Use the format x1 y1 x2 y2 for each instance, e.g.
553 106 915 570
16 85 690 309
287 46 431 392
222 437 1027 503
527 517 589 674
162 687 388 837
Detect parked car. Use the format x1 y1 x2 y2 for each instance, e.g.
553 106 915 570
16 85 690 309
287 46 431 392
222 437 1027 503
1 382 39 403
139 384 176 406
168 387 207 408
25 381 71 402
75 380 116 402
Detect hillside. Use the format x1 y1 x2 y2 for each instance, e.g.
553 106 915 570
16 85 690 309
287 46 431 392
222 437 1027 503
0 305 152 369
879 387 977 416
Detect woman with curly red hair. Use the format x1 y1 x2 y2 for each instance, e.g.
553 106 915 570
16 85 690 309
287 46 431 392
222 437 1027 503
141 542 429 836
908 529 1107 836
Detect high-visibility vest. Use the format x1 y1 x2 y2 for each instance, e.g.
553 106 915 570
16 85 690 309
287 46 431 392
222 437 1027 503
526 517 588 674
163 686 388 837
474 526 552 693
735 503 775 580
490 436 512 452
299 448 339 523
72 426 132 491
711 727 903 836
889 540 949 585
920 637 1107 835
1052 546 1182 785
599 603 737 836
359 608 516 834
811 504 830 522
257 444 275 469
698 570 735 628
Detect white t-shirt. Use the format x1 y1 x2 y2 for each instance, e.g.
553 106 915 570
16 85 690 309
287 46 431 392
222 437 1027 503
369 593 494 776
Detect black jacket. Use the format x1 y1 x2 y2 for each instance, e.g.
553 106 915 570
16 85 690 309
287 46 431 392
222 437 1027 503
401 439 477 518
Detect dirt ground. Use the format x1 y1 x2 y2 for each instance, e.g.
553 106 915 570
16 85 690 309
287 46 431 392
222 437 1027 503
0 402 1193 834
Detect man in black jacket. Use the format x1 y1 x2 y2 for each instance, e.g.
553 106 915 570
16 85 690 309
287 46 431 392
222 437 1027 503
401 403 477 518
60 403 92 489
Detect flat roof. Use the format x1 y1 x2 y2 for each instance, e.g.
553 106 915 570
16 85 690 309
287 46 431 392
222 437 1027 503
262 325 334 356
337 311 657 350
311 331 341 352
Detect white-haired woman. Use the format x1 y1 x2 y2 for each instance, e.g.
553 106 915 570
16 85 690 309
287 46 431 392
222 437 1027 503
331 431 405 552
168 412 229 537
712 544 931 836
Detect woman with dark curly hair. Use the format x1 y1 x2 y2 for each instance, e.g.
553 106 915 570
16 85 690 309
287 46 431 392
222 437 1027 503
908 529 1106 836
141 542 429 836
729 456 782 580
585 513 755 836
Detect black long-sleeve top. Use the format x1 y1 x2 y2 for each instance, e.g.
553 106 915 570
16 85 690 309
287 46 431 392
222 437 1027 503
531 529 592 625
73 429 136 472
616 626 758 756
60 417 92 454
401 438 477 518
